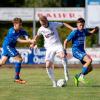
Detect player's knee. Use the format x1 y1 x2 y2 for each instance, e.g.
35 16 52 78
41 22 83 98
46 61 52 68
19 57 23 62
88 65 93 72
0 60 6 65
87 58 92 65
17 57 23 63
89 58 92 64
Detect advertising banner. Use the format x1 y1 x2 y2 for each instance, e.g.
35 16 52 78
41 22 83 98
0 48 100 65
35 8 84 21
0 8 84 21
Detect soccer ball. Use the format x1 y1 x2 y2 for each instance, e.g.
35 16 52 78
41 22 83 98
57 79 66 87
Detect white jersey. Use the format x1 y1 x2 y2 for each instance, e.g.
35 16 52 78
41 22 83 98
37 22 63 49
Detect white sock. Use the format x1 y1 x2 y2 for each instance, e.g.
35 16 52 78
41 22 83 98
46 67 56 84
62 58 69 81
79 74 84 79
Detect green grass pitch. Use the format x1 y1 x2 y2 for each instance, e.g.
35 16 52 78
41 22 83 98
0 67 100 100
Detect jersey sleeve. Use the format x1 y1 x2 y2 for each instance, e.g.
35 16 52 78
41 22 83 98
21 30 29 39
8 28 14 36
84 29 90 36
8 28 16 40
37 28 43 36
6 28 17 43
52 22 64 28
66 30 76 42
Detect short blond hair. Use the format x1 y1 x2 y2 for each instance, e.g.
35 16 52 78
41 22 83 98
39 15 47 21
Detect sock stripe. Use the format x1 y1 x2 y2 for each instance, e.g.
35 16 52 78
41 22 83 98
16 72 20 75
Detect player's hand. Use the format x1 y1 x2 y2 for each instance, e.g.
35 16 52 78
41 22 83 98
29 44 37 49
29 39 36 44
94 26 99 32
29 44 35 48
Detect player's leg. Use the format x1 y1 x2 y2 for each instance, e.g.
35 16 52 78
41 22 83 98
0 47 9 66
73 48 88 86
83 55 93 75
13 55 23 79
45 50 57 87
85 64 93 75
0 56 8 66
57 51 69 82
81 55 92 76
79 55 92 76
13 54 26 84
6 46 26 84
76 55 92 85
46 61 57 87
56 43 69 82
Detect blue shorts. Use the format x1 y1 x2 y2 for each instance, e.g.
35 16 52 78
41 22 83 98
2 45 19 57
72 47 86 62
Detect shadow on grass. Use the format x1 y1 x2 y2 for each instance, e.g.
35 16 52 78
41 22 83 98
92 85 100 87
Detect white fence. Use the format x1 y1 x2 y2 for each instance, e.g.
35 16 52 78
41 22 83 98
0 7 85 21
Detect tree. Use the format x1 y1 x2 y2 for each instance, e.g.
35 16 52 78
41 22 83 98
24 0 61 7
0 0 25 7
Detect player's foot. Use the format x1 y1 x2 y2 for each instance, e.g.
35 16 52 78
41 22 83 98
78 76 87 84
74 74 79 87
52 81 57 87
15 79 26 84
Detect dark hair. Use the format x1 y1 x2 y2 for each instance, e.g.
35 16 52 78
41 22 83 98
12 17 22 23
77 18 85 23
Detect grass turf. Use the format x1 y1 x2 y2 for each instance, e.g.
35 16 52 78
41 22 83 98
0 67 100 100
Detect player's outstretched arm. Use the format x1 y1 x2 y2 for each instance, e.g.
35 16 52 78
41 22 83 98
89 27 99 34
63 23 74 31
29 35 40 48
17 38 35 44
33 35 39 41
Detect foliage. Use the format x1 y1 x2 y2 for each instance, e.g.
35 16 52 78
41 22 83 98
0 22 98 48
0 0 85 7
0 22 33 47
0 0 25 7
0 0 62 7
23 0 61 7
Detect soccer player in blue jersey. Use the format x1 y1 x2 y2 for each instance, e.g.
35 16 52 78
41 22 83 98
0 18 34 84
64 18 98 86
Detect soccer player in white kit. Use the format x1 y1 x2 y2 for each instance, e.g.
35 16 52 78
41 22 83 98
33 15 74 87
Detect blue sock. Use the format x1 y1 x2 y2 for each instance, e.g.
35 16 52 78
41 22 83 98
81 67 88 75
14 62 21 79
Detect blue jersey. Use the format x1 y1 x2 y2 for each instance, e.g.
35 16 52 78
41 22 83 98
3 27 28 47
2 27 29 57
66 29 89 49
66 29 90 61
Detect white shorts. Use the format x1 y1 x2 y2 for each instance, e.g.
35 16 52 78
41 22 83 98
45 42 64 62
